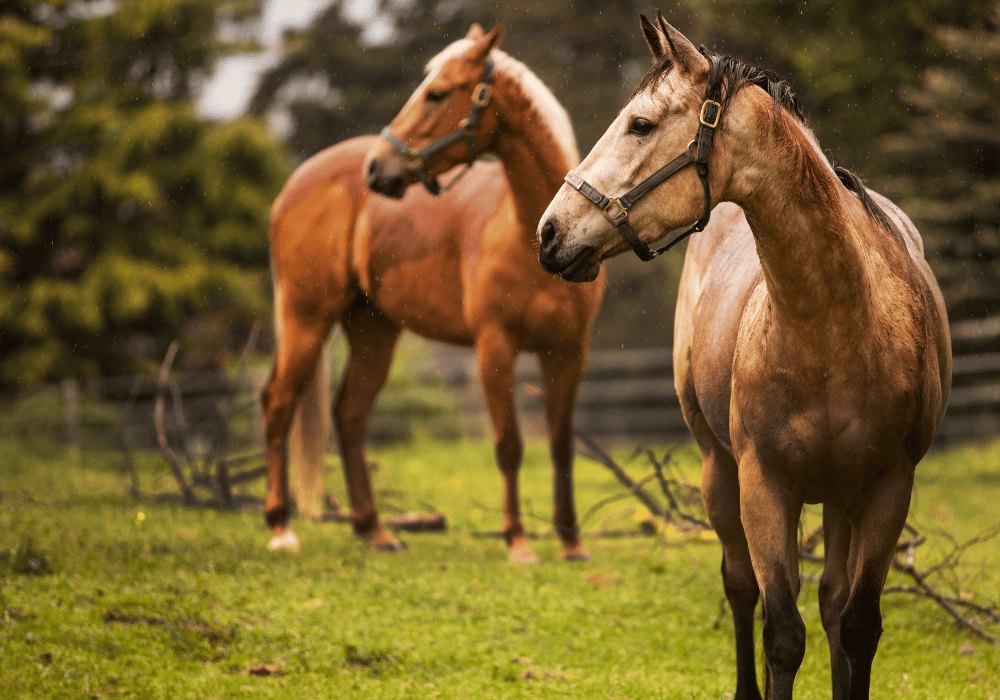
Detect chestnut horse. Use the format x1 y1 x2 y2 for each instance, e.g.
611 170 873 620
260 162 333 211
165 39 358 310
537 13 949 700
262 24 604 563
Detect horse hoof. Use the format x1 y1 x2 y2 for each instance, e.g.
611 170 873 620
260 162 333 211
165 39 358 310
374 539 406 552
508 542 540 564
563 547 592 562
268 529 300 552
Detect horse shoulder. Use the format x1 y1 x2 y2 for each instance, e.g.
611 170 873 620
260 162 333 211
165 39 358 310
269 138 371 312
676 203 764 453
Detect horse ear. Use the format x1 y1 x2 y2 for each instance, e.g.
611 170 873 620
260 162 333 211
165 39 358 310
640 13 667 59
466 23 484 40
470 24 504 62
655 11 709 77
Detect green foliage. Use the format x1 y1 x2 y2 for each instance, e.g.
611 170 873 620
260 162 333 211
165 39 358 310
699 0 980 172
1 435 999 698
0 0 290 390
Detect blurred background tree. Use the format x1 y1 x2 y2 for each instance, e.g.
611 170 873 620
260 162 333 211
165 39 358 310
0 0 290 391
879 2 1000 321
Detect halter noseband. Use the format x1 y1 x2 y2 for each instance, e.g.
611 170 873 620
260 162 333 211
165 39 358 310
380 57 495 196
563 84 723 262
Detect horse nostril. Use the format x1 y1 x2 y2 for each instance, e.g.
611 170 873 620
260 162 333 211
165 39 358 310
367 159 379 178
539 219 556 250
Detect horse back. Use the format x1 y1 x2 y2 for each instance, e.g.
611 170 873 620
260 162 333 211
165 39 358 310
270 135 376 228
867 190 952 411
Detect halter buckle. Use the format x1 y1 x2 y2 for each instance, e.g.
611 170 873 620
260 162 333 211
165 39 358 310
602 197 628 223
471 83 492 107
699 99 722 128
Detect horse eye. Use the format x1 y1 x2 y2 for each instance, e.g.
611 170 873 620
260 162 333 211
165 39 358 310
426 89 450 103
628 118 656 136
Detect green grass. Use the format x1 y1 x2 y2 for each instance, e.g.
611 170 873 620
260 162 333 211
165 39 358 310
1 434 999 699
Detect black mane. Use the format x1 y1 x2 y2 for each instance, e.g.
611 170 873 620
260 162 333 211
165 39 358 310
631 49 802 122
703 50 802 122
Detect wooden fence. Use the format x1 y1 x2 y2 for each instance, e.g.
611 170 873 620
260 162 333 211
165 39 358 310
374 316 1000 447
5 317 1000 454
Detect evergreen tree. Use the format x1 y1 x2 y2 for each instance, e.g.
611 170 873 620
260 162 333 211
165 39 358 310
700 0 980 175
880 2 1000 320
0 0 290 390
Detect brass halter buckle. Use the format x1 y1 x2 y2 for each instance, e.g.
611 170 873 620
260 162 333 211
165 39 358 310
471 82 492 107
699 99 722 128
602 197 628 223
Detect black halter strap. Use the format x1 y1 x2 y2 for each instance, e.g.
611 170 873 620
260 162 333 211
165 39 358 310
563 87 722 261
380 57 495 196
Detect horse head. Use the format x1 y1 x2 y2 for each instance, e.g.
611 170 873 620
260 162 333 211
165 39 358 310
365 24 504 199
537 12 731 281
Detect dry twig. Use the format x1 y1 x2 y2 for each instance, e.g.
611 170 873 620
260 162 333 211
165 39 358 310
578 434 1000 644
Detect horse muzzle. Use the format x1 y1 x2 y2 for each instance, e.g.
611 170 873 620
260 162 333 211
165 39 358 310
366 157 408 200
537 218 600 283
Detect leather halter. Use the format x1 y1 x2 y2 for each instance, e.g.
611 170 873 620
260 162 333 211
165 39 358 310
563 84 723 262
380 57 495 196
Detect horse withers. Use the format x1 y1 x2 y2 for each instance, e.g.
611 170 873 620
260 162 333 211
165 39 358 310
261 24 603 564
536 12 949 700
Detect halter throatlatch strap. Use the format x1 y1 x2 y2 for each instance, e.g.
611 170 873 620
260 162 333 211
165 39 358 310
564 91 722 262
380 57 495 196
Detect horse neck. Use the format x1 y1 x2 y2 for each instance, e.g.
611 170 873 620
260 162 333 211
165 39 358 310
732 107 877 346
488 59 580 232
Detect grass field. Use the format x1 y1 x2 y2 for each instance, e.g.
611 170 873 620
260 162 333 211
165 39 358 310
2 433 999 699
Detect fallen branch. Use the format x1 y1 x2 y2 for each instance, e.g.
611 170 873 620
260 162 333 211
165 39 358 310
890 556 997 644
154 341 195 505
577 433 711 532
576 433 666 519
319 506 446 533
577 433 1000 644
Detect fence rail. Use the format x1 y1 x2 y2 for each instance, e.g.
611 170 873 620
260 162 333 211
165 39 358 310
5 318 1000 453
375 318 1000 447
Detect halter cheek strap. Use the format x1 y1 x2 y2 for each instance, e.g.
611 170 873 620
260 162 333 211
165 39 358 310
380 57 495 196
563 92 722 261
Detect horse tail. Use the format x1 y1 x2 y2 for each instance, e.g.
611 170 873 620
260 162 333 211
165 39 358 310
274 276 332 520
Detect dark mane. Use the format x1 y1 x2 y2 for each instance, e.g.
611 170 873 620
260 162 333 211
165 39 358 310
631 49 802 122
703 50 802 122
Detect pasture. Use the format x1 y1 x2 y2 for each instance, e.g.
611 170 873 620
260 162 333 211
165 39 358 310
2 434 999 699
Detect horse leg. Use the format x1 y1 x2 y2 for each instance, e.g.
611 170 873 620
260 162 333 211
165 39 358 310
261 310 335 551
819 506 852 700
335 297 403 551
475 325 533 563
700 435 762 700
739 459 805 700
539 346 589 561
840 469 913 700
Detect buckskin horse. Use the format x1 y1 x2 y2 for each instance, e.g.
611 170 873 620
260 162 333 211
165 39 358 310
261 24 604 563
536 12 950 700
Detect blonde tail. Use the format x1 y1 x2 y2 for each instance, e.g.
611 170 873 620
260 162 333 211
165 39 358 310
288 343 331 519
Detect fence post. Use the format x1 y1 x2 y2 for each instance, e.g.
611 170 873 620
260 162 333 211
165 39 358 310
62 378 80 449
